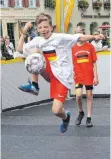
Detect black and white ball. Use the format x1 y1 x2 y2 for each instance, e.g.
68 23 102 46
25 53 46 74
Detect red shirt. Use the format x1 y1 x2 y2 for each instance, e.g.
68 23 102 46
72 42 97 85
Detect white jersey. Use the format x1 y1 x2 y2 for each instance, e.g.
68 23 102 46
23 33 81 89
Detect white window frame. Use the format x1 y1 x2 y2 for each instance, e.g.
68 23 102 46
0 0 8 8
29 0 36 8
15 0 22 8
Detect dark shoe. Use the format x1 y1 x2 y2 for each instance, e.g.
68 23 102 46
60 112 70 133
86 118 93 127
75 111 84 125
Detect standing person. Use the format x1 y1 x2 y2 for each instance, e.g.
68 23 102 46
91 30 108 52
0 36 13 60
17 13 104 133
72 26 99 127
5 36 15 57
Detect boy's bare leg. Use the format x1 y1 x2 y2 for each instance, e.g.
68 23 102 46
40 70 50 82
31 74 38 83
18 69 50 94
52 99 70 133
86 90 93 127
86 90 93 117
52 99 67 119
30 69 50 84
76 88 83 112
75 88 85 125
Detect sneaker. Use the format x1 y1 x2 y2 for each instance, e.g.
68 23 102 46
60 112 70 133
75 111 84 125
18 79 39 95
86 118 93 127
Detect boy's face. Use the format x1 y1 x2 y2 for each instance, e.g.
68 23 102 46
37 21 53 39
75 26 84 34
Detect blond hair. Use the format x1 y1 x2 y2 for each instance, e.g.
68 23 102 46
5 36 10 39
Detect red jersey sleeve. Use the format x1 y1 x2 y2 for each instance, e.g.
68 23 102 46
90 43 97 62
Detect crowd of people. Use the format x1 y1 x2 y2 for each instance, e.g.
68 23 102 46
0 26 109 61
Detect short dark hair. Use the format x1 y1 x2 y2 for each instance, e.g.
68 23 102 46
36 13 52 26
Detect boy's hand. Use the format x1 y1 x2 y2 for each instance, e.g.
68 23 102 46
93 77 99 86
24 22 32 32
94 34 105 40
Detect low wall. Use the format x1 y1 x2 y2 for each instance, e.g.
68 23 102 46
1 51 110 111
1 59 50 111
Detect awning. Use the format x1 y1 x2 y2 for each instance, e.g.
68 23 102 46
99 25 111 28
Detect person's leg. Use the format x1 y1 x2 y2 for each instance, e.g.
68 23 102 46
31 73 38 82
18 56 50 94
52 98 70 133
75 84 85 125
50 76 70 133
52 99 67 119
40 69 50 82
86 90 93 118
18 70 50 95
85 85 93 127
76 88 83 112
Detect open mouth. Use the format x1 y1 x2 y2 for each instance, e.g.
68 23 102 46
41 32 51 39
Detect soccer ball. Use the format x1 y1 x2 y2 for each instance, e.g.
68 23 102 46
25 53 46 74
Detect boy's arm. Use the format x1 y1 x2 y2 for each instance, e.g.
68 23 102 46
56 33 105 48
16 22 33 53
78 34 105 42
93 62 99 86
17 22 40 57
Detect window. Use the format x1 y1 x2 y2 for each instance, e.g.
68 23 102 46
15 0 22 8
7 23 15 47
0 23 3 36
29 0 36 7
0 0 8 7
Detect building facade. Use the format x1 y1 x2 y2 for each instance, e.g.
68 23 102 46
1 0 110 48
0 0 55 48
69 0 110 35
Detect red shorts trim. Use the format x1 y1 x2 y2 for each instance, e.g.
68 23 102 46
45 58 68 103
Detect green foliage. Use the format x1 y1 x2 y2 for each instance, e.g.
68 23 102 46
44 0 56 9
92 0 102 10
103 0 110 10
78 0 89 10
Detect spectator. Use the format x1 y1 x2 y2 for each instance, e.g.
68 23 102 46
5 36 15 56
0 36 14 60
91 30 108 52
101 29 110 47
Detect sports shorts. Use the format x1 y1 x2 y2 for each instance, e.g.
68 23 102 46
44 57 68 103
75 84 93 90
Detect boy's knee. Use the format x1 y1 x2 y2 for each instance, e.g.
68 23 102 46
52 99 63 115
76 95 82 102
52 107 61 115
87 95 93 101
40 70 50 82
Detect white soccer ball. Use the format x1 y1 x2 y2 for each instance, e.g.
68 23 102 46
25 53 46 74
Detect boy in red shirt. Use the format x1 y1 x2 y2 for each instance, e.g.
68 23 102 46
72 26 99 127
